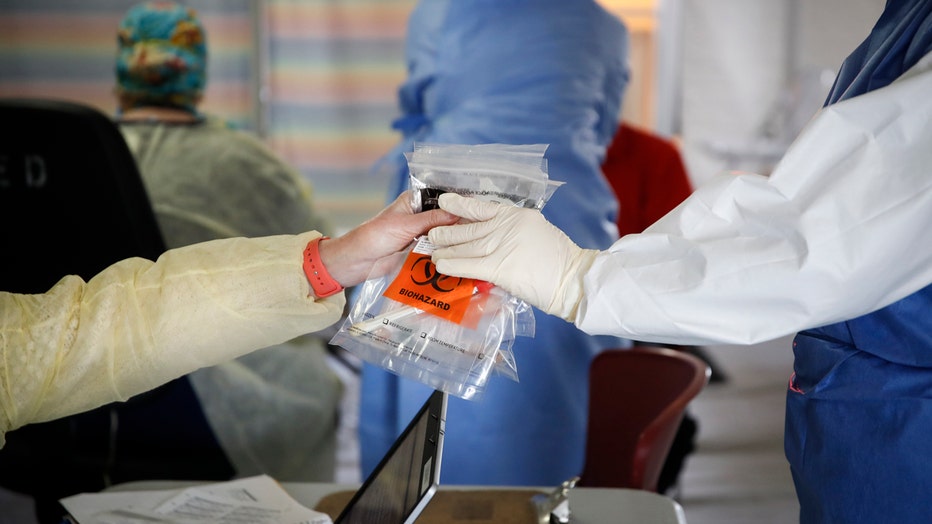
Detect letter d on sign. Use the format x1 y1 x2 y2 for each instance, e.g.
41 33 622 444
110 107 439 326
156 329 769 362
25 155 47 188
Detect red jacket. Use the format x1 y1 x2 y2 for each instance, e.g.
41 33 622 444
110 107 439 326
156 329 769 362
601 123 693 237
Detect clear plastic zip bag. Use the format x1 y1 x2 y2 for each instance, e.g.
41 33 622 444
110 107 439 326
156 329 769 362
330 143 562 400
408 142 562 210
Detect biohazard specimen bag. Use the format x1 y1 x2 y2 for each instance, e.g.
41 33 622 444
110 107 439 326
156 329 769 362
330 143 562 400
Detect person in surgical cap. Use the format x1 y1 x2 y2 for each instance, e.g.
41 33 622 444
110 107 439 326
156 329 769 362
429 2 932 522
360 0 631 488
0 191 457 454
110 1 344 483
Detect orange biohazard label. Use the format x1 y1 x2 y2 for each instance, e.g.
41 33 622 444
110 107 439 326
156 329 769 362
383 248 477 325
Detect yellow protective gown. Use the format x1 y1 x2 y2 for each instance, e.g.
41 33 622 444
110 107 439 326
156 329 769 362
118 116 342 480
0 232 344 449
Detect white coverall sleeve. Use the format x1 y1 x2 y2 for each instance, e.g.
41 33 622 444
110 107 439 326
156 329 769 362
0 232 344 447
577 54 932 346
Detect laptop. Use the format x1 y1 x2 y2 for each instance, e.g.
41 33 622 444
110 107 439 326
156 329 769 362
333 389 447 524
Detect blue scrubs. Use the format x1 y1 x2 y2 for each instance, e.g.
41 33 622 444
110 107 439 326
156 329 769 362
360 0 632 485
784 2 932 521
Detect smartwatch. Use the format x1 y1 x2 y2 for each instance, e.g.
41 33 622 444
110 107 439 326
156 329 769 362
303 236 344 298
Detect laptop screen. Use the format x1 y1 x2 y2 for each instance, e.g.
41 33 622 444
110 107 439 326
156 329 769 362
335 390 447 524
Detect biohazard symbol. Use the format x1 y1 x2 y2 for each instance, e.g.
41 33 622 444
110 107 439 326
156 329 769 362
409 255 464 293
383 251 477 324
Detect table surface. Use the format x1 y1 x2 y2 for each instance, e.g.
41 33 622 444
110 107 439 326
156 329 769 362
107 480 688 524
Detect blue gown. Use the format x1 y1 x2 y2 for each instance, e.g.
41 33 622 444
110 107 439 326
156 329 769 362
784 1 932 522
360 0 632 485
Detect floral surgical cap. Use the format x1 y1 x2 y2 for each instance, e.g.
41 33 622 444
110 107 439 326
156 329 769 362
115 1 207 113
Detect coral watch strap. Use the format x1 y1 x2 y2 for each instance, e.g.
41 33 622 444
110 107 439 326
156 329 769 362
303 236 344 298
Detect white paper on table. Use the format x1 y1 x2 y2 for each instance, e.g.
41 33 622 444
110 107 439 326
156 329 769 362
59 474 332 524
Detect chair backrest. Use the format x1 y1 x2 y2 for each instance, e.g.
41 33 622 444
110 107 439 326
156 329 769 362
578 346 710 491
0 97 167 292
0 98 233 521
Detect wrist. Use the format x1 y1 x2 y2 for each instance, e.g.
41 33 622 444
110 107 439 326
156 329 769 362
551 248 599 322
303 236 344 298
314 233 375 290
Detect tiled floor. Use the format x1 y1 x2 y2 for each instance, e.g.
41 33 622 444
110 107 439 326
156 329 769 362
677 335 800 523
0 337 801 524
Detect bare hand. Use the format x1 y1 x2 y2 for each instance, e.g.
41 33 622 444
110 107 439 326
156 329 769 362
319 191 459 288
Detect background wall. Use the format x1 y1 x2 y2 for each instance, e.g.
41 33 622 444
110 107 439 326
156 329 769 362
0 0 887 231
260 0 414 226
0 0 415 231
0 1 254 124
675 0 884 187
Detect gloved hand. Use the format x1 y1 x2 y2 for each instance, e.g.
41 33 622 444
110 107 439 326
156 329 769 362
429 193 599 322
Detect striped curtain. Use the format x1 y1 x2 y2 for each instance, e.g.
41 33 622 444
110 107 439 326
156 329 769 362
0 0 254 126
0 0 415 230
1 1 653 229
264 0 415 226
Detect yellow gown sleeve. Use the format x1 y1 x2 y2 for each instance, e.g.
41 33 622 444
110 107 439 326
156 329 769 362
0 231 344 447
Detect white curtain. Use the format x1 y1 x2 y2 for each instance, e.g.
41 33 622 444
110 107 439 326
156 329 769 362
673 0 884 186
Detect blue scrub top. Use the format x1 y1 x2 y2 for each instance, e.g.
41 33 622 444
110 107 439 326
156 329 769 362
360 0 632 486
784 1 932 522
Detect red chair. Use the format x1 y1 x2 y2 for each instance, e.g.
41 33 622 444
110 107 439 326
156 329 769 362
578 346 710 491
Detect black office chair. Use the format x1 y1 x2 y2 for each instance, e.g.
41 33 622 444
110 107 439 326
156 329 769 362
0 98 234 523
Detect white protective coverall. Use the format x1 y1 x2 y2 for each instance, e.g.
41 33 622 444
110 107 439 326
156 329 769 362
430 46 932 524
